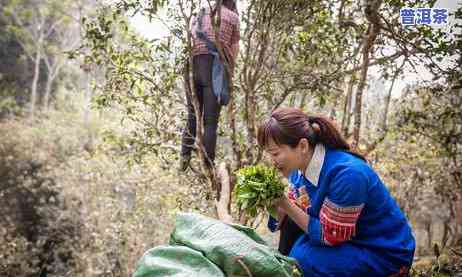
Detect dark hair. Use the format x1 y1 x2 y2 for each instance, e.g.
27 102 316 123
211 0 237 17
257 107 365 160
223 0 237 12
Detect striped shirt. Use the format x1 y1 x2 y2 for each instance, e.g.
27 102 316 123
191 7 240 66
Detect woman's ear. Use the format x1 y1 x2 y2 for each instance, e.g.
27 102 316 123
299 138 310 154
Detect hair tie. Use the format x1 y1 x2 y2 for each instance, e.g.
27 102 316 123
307 118 320 132
305 119 318 143
311 122 321 134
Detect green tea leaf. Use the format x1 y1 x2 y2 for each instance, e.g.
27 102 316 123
234 164 286 218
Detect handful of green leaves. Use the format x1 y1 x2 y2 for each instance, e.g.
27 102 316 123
234 164 286 218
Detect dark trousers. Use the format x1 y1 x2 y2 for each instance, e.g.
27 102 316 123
279 216 305 255
181 54 221 163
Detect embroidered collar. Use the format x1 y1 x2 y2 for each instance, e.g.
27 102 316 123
304 144 326 186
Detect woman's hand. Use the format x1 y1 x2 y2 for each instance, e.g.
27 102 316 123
269 195 288 221
270 195 290 220
277 205 287 222
275 195 309 233
274 195 292 212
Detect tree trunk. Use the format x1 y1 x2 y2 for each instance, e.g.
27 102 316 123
216 162 233 223
83 72 92 127
43 74 53 110
352 26 372 149
43 60 64 111
441 219 451 249
299 92 307 110
245 88 257 165
351 0 382 149
329 95 339 120
341 75 355 137
29 44 42 119
227 96 242 169
426 222 433 251
341 42 362 138
380 59 405 131
381 78 393 130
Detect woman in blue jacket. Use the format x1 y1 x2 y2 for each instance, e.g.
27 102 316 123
257 107 415 277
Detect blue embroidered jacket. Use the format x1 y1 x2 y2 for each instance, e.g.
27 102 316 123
268 144 415 276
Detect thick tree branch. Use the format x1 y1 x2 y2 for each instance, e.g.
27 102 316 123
216 162 233 223
351 0 383 149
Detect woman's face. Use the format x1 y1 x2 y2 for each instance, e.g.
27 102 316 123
265 138 308 178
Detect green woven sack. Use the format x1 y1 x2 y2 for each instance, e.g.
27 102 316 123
133 245 225 277
170 213 302 277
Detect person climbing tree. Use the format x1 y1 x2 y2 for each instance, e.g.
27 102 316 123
180 0 240 171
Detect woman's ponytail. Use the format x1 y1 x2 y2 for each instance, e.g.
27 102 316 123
307 115 365 160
